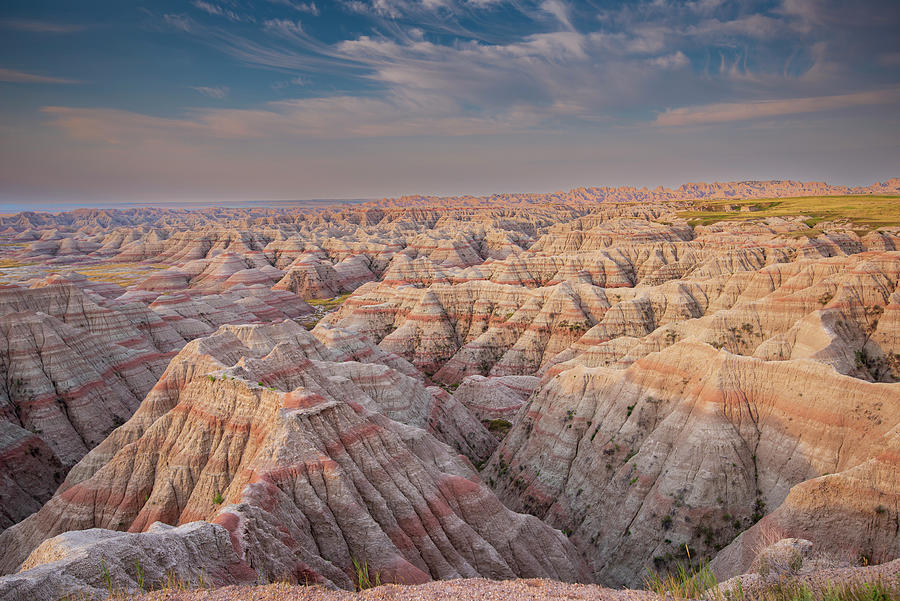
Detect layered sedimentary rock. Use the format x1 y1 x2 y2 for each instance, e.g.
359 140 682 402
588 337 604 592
273 256 374 299
0 521 254 600
0 422 64 531
0 322 586 591
0 282 177 468
0 272 311 534
322 280 609 381
0 179 899 594
711 451 900 579
482 341 900 587
451 375 539 422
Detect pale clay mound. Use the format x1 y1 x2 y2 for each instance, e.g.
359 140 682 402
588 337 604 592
0 179 898 600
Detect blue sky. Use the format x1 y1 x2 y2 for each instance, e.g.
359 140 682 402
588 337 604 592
0 0 898 206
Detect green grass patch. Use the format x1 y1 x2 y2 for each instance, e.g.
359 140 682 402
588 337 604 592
485 418 513 437
645 552 719 600
307 292 353 311
679 195 900 231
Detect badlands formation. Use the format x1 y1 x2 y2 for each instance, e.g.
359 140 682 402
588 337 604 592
0 179 898 600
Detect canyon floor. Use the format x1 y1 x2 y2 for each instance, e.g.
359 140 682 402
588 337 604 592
0 179 898 601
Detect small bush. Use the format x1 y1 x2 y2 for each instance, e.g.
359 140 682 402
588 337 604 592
212 491 224 504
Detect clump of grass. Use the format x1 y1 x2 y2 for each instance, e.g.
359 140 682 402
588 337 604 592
135 559 145 593
212 491 224 504
645 545 719 600
821 581 899 601
100 560 113 596
352 558 381 591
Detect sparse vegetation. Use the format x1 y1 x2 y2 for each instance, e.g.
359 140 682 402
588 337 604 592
135 559 145 593
485 418 513 437
645 546 718 600
100 560 113 597
352 557 381 591
751 580 899 601
306 292 353 311
212 491 224 504
680 195 900 231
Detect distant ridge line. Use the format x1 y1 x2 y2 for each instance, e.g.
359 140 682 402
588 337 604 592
2 177 897 217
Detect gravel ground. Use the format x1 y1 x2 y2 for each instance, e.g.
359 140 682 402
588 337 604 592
127 579 658 601
121 559 900 601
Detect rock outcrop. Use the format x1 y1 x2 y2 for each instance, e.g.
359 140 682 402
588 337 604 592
0 322 587 591
0 521 254 600
482 341 900 587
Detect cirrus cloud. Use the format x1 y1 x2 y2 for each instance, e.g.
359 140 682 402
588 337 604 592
655 87 900 126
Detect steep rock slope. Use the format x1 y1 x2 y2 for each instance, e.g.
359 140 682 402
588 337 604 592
0 279 185 468
0 322 586 589
482 340 900 587
0 422 64 531
711 448 900 578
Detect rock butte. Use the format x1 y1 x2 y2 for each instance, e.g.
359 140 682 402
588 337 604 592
0 178 897 600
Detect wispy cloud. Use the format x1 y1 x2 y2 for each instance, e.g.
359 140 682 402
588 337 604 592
0 68 80 84
152 0 900 143
655 88 900 126
268 0 320 15
272 76 306 89
191 1 256 23
163 14 192 32
191 86 230 99
41 91 556 145
646 51 689 70
0 19 86 33
540 0 575 32
263 19 304 34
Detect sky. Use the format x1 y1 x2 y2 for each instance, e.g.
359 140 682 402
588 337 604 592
0 0 899 208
